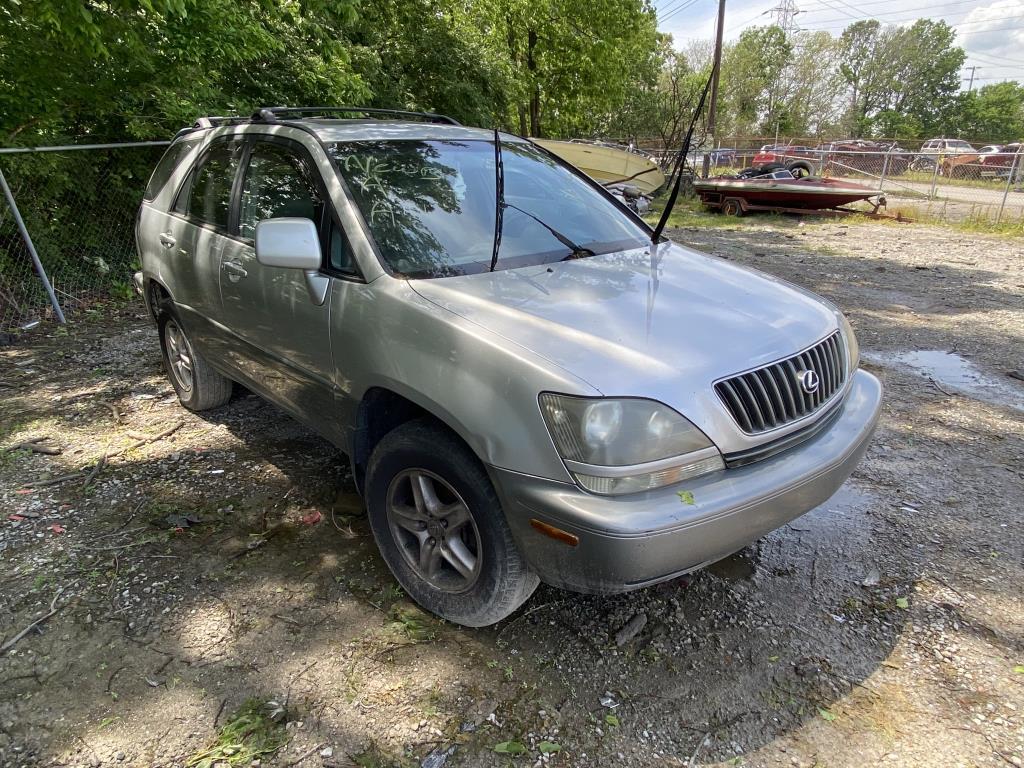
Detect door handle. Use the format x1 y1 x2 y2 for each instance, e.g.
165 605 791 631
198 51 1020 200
159 233 176 248
222 261 248 279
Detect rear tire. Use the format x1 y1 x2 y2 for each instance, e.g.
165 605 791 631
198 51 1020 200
157 300 233 411
365 418 539 627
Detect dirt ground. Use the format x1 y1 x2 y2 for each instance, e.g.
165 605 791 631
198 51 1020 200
1 216 1022 768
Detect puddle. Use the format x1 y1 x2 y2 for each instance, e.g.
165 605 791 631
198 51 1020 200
864 349 1024 413
709 484 877 584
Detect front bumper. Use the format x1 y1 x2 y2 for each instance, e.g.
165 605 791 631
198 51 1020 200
491 368 882 594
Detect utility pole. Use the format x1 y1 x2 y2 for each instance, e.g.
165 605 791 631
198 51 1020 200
965 66 978 92
701 0 726 178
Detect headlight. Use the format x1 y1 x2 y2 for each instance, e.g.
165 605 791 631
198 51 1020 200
838 312 860 370
539 394 724 495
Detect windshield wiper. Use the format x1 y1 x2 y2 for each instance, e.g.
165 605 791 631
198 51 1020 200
489 128 593 271
489 128 505 272
502 202 595 260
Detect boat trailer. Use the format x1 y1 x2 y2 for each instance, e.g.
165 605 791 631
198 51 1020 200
697 190 907 220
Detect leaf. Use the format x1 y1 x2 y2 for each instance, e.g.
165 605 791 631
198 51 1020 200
677 490 695 505
493 741 526 755
604 714 620 727
895 597 909 609
768 655 780 662
538 741 561 754
1013 665 1024 674
818 707 837 722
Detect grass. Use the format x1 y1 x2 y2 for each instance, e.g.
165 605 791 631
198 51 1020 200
644 190 1024 239
863 204 1024 237
644 195 791 230
186 699 289 768
902 169 1012 191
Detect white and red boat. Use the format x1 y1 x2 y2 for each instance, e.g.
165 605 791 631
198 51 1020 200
695 168 882 215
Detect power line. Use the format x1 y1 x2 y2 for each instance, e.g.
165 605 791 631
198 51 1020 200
966 49 1024 66
725 5 774 32
808 0 860 21
659 0 707 23
798 0 983 14
803 8 1020 26
801 13 1024 30
657 0 695 19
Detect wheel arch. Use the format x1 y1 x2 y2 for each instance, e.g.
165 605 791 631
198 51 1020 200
144 276 172 321
351 385 490 495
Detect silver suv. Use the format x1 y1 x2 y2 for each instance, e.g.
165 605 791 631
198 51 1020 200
135 107 882 627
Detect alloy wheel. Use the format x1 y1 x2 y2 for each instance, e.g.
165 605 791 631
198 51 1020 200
164 320 194 393
385 469 482 593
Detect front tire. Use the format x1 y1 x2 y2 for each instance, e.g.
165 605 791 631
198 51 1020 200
157 301 233 411
365 419 539 627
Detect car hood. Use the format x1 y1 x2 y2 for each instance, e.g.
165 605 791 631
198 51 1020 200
410 242 839 417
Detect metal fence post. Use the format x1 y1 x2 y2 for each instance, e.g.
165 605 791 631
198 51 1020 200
878 146 892 190
929 152 941 200
996 145 1023 225
0 165 66 324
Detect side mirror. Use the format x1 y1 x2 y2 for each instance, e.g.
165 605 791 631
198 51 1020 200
255 217 322 270
254 217 329 306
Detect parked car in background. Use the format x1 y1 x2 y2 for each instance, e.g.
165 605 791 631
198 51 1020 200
751 145 818 176
940 143 1023 179
819 140 912 177
705 148 738 167
134 107 881 627
979 143 1023 179
920 137 976 157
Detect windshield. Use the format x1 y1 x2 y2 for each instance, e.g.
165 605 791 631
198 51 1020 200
328 139 649 278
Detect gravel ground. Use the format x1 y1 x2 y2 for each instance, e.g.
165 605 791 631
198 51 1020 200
1 217 1022 768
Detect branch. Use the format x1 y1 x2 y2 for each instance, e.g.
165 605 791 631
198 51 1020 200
1 585 74 654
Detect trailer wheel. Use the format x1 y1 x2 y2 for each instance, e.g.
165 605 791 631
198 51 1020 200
722 198 744 217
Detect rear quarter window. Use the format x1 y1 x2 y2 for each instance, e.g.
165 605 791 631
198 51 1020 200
144 139 201 202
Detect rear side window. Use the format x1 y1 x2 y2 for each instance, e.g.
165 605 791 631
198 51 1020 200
144 139 200 201
177 141 244 229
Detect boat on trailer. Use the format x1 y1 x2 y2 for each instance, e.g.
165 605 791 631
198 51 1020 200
533 138 666 196
695 168 883 216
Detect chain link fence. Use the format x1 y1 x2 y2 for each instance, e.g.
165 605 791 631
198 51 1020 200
1 133 1021 335
633 135 1024 225
0 142 168 334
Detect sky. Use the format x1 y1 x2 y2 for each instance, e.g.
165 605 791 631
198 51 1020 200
655 0 1024 87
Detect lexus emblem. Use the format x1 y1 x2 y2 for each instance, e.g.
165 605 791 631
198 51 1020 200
799 369 820 395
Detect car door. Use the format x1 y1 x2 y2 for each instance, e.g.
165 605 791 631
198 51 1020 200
218 136 344 439
165 137 246 356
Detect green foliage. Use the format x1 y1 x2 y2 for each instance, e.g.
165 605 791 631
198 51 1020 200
837 19 965 138
953 82 1024 142
186 699 288 768
493 740 527 754
1 0 661 143
720 26 793 135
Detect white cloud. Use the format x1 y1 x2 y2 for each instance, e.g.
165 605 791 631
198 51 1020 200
959 0 1024 72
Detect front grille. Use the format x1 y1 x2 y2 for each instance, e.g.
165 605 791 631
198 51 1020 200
715 332 847 434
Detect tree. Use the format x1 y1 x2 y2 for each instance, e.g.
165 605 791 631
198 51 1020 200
838 19 964 138
782 31 845 137
951 81 1024 142
491 0 659 137
719 26 793 136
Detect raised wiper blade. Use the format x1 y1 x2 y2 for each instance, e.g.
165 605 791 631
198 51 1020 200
489 128 505 273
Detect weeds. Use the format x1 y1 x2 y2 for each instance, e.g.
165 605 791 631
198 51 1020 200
186 699 288 768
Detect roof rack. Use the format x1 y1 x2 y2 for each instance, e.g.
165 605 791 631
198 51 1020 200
175 105 462 141
251 106 461 126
